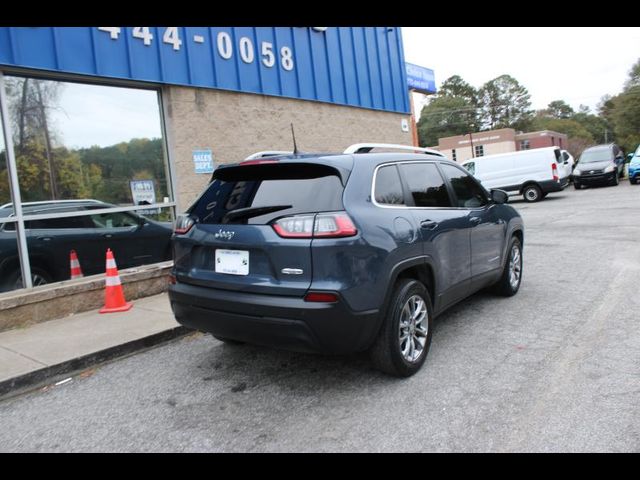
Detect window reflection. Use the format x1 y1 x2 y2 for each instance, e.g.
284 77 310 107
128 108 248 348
3 77 168 209
0 75 173 293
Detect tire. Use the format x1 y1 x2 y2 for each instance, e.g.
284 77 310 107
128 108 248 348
631 178 638 185
213 335 245 345
574 182 582 190
492 237 523 297
369 279 433 377
611 173 619 186
3 266 53 290
522 184 542 202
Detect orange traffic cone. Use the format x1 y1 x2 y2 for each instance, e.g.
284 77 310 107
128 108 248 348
99 248 133 314
69 250 84 279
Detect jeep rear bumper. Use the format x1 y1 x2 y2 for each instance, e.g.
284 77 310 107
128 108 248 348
168 282 379 354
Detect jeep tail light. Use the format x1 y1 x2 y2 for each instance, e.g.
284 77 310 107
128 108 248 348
304 292 339 303
174 214 195 234
272 214 315 238
313 213 357 237
551 163 559 182
272 212 357 238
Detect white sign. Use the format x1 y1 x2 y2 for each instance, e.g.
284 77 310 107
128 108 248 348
401 119 410 132
130 180 158 215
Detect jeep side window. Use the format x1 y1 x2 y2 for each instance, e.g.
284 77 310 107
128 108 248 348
399 163 452 208
440 164 488 208
374 165 405 205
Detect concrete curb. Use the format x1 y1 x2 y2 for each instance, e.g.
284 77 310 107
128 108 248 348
0 326 193 400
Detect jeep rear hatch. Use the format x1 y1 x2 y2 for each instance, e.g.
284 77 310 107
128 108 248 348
173 163 346 296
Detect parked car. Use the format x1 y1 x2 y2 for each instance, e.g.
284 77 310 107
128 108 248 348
461 146 567 202
0 200 173 292
573 144 625 189
168 145 524 377
628 145 640 185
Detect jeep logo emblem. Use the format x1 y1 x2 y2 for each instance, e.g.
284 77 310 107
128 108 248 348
214 229 235 240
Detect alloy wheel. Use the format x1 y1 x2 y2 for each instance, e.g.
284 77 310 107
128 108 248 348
398 295 428 363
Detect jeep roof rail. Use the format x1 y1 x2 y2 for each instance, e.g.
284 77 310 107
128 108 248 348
244 151 293 161
343 143 445 157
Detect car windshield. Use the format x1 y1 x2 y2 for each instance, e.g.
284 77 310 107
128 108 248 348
579 148 611 163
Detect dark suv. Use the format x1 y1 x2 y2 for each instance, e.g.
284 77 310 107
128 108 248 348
573 144 626 189
0 200 173 292
169 150 524 377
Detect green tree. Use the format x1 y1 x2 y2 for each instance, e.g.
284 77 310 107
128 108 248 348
624 58 640 89
478 75 533 130
439 75 478 103
417 96 477 147
541 100 575 119
571 110 611 145
609 85 640 154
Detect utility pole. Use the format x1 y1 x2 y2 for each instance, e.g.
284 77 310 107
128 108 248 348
409 88 420 147
465 123 476 159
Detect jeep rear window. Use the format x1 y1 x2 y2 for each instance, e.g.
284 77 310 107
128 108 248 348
190 163 344 225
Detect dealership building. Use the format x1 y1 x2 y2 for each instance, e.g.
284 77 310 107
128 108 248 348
0 27 432 297
436 128 569 163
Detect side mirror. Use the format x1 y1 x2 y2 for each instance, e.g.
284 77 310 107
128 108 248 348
626 153 633 163
490 189 509 204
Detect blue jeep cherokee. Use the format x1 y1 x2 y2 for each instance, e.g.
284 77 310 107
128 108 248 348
169 148 524 377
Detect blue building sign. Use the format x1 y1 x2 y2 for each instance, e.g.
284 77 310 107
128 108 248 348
406 62 436 95
0 27 411 113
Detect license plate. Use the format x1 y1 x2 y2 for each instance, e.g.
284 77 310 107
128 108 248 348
215 249 249 275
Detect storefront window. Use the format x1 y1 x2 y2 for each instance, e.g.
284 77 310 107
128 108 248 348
0 74 174 293
3 76 170 210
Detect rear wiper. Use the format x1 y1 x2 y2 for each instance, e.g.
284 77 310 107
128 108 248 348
222 205 292 223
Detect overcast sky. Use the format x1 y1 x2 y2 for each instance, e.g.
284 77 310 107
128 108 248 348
402 27 640 116
49 82 162 149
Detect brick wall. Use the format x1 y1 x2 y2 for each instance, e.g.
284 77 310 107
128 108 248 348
163 86 413 210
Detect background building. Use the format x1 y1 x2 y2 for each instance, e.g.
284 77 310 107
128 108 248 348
436 128 568 163
0 27 417 292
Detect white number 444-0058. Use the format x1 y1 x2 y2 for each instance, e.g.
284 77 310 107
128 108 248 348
97 27 294 70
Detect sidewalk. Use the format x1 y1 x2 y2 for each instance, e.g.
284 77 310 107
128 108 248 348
0 292 190 398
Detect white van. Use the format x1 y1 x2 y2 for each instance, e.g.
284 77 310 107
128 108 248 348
560 149 575 180
461 146 568 202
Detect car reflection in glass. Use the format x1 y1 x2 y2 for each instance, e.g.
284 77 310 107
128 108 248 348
0 200 173 292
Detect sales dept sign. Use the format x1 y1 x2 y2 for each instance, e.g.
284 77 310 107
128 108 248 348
193 149 214 174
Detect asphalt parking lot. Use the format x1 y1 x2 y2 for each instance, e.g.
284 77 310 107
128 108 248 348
1 181 639 452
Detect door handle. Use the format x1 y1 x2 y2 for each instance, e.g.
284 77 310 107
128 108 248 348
469 217 482 225
103 234 113 239
37 236 52 242
420 220 439 230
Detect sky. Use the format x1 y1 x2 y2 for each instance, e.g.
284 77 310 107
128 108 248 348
401 27 640 117
49 82 162 149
